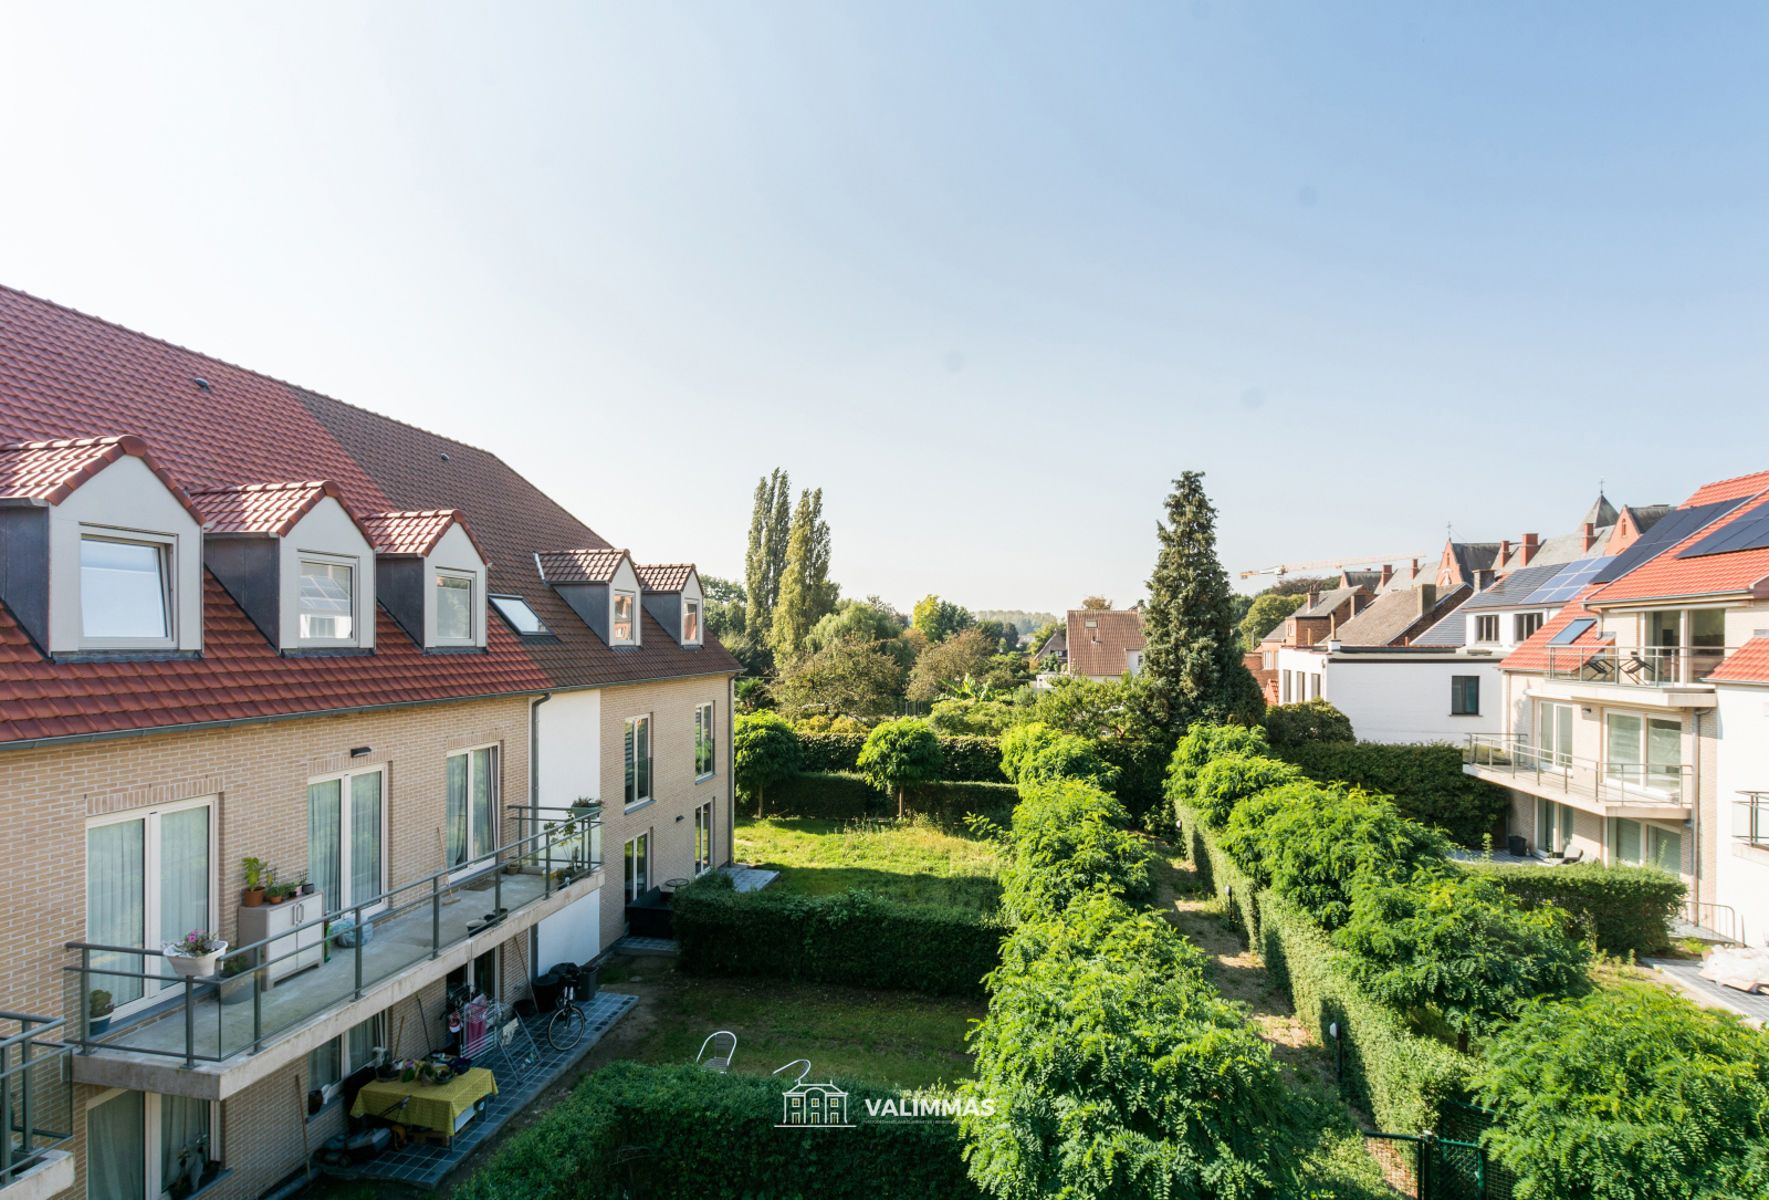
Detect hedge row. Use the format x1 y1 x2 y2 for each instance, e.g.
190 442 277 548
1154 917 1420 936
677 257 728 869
763 771 1019 824
1177 803 1471 1133
795 731 1004 781
673 873 1002 997
1457 859 1683 956
456 1060 971 1200
1271 740 1508 848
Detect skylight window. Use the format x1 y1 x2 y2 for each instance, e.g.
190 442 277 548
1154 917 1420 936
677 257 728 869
490 594 549 636
80 535 171 642
1548 618 1596 646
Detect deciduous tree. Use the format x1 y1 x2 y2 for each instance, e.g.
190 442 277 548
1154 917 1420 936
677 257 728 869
906 627 994 702
1238 591 1304 649
769 487 836 660
856 718 942 817
911 594 973 644
733 712 801 818
772 635 905 722
742 469 792 647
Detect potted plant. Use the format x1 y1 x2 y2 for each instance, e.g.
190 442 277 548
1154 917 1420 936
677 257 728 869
89 989 114 1035
163 930 228 979
241 857 267 907
266 880 297 905
217 952 256 1006
295 875 314 897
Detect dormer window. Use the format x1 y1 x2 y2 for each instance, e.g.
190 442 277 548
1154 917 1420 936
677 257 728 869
436 571 476 644
612 590 636 644
299 558 356 643
80 533 172 643
683 598 701 644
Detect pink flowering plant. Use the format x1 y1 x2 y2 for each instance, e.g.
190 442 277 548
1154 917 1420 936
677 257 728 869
168 930 222 957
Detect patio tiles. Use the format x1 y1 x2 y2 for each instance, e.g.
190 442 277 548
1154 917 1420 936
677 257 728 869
326 990 638 1188
611 935 678 956
721 865 779 893
1646 957 1769 1026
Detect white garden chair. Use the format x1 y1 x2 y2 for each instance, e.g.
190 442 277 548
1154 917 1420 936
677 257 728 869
695 1030 737 1073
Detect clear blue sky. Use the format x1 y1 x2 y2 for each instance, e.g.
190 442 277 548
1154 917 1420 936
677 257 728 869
4 3 1767 615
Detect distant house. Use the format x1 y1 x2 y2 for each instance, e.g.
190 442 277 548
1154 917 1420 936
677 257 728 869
1063 608 1145 682
1032 626 1067 668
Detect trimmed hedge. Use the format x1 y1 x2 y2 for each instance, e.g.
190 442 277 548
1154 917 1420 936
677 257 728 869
456 1060 971 1200
673 874 1003 997
996 779 1154 922
764 771 1019 824
795 731 1005 781
1177 803 1472 1132
1272 740 1508 848
1457 859 1685 956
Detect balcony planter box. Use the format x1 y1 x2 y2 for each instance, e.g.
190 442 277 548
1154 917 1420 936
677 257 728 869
163 941 228 980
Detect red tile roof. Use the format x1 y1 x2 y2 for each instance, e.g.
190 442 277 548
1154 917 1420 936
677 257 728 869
1687 470 1769 505
0 285 739 747
1065 609 1144 678
0 434 203 521
536 548 628 585
1587 490 1769 605
190 480 350 537
1501 587 1607 673
360 509 488 563
1710 637 1769 685
637 563 696 592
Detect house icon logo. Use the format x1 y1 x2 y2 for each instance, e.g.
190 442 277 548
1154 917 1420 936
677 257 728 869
778 1080 852 1129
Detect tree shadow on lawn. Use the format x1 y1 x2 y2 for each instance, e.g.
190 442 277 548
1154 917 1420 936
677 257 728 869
760 863 1001 912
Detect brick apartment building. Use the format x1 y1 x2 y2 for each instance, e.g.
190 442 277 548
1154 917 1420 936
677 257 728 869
0 287 737 1200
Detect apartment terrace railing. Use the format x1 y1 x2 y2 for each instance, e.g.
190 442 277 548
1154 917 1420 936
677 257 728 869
1463 734 1694 809
1736 792 1769 847
63 810 601 1069
0 1013 72 1190
1544 644 1735 689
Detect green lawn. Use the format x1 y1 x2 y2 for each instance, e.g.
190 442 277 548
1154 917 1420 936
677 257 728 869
735 815 1003 913
608 958 980 1090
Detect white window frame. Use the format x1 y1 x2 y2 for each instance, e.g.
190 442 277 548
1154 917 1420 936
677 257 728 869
78 528 176 650
693 702 716 781
306 764 388 914
434 569 478 646
1536 700 1574 767
1514 611 1545 643
682 597 702 645
624 715 653 809
1450 674 1480 716
1474 614 1500 644
624 831 651 902
308 1011 387 1107
446 744 501 879
694 801 714 875
297 552 360 647
612 589 638 645
86 795 217 1017
86 1088 218 1200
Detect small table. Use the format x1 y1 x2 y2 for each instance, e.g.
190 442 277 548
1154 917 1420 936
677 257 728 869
350 1067 498 1142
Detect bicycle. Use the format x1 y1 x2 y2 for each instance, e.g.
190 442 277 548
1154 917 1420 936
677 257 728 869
547 965 590 1050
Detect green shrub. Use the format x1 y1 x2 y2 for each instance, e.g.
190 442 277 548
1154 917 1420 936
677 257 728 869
1029 675 1174 826
798 730 1004 781
765 771 1018 825
1272 740 1507 848
1261 699 1354 747
1475 983 1769 1200
795 730 867 772
963 890 1282 1200
1333 868 1591 1045
1190 752 1302 830
1165 723 1272 817
673 873 1002 997
1220 780 1450 929
456 1060 972 1200
857 718 943 817
735 712 802 817
998 779 1154 921
999 722 1058 784
1456 859 1685 955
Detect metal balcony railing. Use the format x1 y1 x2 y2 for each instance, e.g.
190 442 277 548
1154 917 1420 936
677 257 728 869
63 810 601 1069
1736 792 1769 846
1463 734 1694 808
1544 644 1734 688
0 1012 72 1189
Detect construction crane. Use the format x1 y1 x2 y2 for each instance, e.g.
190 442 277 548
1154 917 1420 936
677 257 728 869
1239 552 1428 581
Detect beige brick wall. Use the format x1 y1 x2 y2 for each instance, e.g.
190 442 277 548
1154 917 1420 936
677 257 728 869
597 674 734 949
0 696 532 1200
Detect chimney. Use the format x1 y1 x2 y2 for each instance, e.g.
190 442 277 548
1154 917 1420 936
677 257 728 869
1410 558 1420 576
1520 532 1540 565
1475 568 1495 592
1416 583 1437 617
1379 563 1393 587
1307 588 1320 609
1498 539 1511 565
1582 522 1595 553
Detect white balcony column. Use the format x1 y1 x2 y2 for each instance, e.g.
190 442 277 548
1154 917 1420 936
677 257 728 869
1679 610 1692 684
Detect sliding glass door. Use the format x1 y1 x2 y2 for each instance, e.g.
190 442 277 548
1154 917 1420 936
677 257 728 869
86 800 213 1011
1605 713 1681 794
447 746 498 873
308 768 385 913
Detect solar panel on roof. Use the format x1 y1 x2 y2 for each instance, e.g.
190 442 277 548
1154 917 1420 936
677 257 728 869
1526 556 1615 605
1548 618 1595 646
1676 503 1769 559
1592 498 1749 584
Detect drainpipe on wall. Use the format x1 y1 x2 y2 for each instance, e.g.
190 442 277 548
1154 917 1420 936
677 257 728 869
727 676 737 867
1691 708 1703 922
528 692 551 984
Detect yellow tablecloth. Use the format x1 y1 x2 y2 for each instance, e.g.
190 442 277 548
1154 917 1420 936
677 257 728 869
350 1067 497 1136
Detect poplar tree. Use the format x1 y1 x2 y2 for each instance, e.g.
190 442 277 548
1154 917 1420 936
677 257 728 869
770 487 835 660
1140 471 1264 730
742 468 790 641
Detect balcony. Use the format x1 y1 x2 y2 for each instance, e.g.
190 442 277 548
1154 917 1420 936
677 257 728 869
1736 792 1769 847
1536 644 1733 708
63 808 602 1100
0 1013 73 1200
1462 734 1693 818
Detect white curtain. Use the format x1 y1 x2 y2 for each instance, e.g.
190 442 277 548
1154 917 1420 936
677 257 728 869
471 748 495 860
160 1095 209 1190
87 821 145 1006
351 773 382 905
308 781 342 906
159 808 210 953
87 1090 145 1200
447 754 468 866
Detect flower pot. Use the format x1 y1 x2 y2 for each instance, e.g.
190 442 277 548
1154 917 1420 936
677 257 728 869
89 1014 112 1036
299 882 314 896
268 894 286 905
163 942 227 980
241 887 265 908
